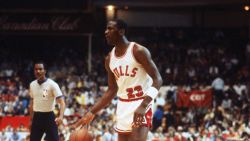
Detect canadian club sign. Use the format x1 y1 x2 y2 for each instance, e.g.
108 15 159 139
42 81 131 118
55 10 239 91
0 12 94 33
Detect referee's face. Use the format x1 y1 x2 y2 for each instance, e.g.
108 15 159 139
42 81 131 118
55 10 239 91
34 64 46 80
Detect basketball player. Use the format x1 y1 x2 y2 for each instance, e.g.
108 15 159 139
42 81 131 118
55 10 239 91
74 19 163 141
29 62 65 141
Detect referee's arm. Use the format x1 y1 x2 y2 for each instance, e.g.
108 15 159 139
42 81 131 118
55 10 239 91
29 87 34 126
55 97 65 125
29 97 33 130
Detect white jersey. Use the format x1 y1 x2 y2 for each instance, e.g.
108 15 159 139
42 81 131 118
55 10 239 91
29 78 63 112
109 42 153 99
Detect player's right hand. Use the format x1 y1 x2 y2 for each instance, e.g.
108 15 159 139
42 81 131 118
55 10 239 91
73 112 95 129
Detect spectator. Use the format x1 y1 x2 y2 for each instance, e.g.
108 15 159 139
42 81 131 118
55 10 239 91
102 126 112 141
155 93 165 107
211 74 225 107
152 105 164 131
0 131 8 141
233 82 247 100
9 129 20 141
221 94 232 109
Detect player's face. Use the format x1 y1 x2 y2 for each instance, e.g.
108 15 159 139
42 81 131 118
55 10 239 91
34 64 46 80
105 21 120 45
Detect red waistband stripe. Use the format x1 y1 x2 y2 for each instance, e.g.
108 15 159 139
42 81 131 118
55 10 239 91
118 97 145 102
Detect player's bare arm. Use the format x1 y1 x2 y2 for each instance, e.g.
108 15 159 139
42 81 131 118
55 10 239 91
74 53 118 128
133 43 163 127
134 44 162 90
55 97 65 125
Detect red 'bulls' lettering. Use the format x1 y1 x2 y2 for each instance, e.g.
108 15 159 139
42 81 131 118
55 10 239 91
113 65 138 79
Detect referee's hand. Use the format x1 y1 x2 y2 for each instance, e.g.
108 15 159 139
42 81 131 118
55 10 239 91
28 121 32 131
55 117 63 125
73 112 95 129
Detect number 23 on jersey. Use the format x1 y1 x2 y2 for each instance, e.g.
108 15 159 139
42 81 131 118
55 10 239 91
126 85 144 99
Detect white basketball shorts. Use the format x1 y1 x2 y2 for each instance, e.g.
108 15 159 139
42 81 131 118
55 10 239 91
114 97 153 134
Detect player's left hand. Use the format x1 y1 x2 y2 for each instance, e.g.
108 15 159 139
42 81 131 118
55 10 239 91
55 117 63 125
132 105 147 128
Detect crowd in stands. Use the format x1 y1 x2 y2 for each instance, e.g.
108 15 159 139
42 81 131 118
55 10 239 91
0 28 249 141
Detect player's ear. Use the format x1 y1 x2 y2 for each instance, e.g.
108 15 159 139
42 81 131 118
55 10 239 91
119 29 125 36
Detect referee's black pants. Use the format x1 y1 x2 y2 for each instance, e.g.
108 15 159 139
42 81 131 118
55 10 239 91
30 111 59 141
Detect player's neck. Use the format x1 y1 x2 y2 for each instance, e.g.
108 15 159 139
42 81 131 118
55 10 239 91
116 37 130 50
114 39 130 57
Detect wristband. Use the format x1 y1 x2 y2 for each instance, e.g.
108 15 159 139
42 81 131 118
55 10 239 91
145 87 159 99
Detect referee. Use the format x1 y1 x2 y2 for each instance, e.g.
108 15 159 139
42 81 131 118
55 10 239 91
29 62 65 141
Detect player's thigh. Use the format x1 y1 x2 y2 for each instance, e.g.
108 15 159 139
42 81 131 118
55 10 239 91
130 126 149 141
118 133 131 141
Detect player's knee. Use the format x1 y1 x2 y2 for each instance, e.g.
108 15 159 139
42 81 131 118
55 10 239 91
132 138 142 141
131 136 144 141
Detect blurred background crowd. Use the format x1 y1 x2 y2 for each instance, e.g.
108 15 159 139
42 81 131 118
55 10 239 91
1 0 250 140
0 27 249 141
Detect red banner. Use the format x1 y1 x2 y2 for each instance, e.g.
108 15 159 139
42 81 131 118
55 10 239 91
176 89 212 107
0 116 30 130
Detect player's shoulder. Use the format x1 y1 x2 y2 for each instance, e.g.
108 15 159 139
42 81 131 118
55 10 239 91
133 42 144 48
133 42 149 53
133 42 150 57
